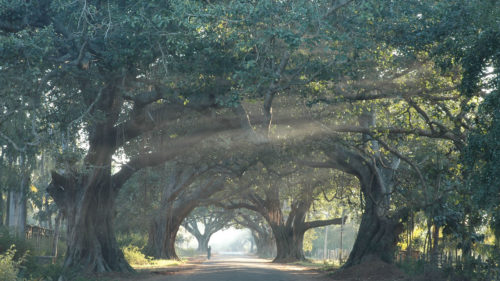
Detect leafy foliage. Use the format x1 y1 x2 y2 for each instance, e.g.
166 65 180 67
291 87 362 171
0 245 23 281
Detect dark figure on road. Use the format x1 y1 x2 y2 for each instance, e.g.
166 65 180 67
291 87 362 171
207 246 212 260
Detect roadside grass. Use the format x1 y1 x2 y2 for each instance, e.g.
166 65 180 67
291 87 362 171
132 258 186 269
289 259 341 270
122 245 189 270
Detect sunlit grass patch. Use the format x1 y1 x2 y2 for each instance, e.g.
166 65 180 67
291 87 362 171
284 259 341 271
132 259 185 269
294 259 342 271
122 245 151 265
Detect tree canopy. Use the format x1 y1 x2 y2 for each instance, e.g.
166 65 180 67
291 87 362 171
0 0 498 279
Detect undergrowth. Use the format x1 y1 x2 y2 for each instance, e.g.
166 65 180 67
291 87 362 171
0 245 24 281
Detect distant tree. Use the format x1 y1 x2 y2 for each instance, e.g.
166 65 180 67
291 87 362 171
234 211 276 258
224 162 346 262
182 207 234 253
145 163 223 260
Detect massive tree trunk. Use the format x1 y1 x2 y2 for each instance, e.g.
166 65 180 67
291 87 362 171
343 154 404 267
270 216 345 262
196 235 210 253
145 164 202 260
343 108 404 266
271 224 306 262
147 211 183 260
266 196 307 262
312 143 404 267
48 167 133 273
344 192 403 266
232 180 345 263
45 83 137 274
258 188 306 263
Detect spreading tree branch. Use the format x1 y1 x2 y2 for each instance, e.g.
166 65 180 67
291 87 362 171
304 216 347 230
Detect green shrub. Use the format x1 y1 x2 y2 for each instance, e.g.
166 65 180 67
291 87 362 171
122 245 151 266
23 260 64 281
0 245 24 281
0 227 30 260
396 258 426 276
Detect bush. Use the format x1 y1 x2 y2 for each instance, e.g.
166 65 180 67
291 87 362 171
449 257 500 281
0 227 30 260
0 245 24 281
22 260 64 281
396 258 426 276
122 245 151 266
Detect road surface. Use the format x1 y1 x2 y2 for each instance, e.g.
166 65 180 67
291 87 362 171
151 254 329 281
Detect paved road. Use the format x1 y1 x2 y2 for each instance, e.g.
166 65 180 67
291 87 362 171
156 254 328 281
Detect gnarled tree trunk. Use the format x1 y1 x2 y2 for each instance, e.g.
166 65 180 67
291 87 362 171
272 224 306 262
48 168 133 273
196 235 209 253
147 212 183 260
344 192 403 266
232 180 345 263
343 154 404 267
313 143 404 267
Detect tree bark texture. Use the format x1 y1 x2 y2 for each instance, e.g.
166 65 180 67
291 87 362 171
147 212 183 260
48 167 133 273
271 224 306 262
315 144 405 267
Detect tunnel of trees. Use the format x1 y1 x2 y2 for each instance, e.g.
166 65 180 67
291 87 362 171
0 0 499 279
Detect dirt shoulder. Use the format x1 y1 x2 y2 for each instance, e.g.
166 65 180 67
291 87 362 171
93 256 207 281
